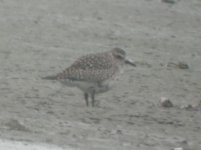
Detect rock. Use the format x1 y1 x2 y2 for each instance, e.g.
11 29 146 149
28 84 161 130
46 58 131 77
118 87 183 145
160 97 174 108
162 0 176 4
182 104 194 110
167 62 189 70
182 101 201 111
177 62 189 69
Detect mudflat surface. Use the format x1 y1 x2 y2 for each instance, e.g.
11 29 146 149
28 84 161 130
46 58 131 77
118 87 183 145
0 0 201 149
0 139 71 150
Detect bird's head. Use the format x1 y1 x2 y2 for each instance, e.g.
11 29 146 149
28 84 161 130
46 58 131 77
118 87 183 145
111 48 136 67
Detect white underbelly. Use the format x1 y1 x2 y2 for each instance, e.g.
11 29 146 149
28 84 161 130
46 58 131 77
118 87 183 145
60 79 113 94
59 68 123 94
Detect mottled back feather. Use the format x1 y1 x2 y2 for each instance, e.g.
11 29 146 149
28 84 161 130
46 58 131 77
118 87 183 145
55 51 119 82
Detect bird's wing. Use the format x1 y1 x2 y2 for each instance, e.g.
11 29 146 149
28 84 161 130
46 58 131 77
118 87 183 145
69 53 113 70
56 53 117 82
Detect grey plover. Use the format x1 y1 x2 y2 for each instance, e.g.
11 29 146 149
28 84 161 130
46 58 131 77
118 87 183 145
43 48 135 107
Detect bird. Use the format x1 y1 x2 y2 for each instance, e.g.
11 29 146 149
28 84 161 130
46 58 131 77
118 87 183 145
43 48 135 107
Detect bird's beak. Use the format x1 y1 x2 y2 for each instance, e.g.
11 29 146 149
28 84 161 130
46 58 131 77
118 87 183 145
125 58 136 67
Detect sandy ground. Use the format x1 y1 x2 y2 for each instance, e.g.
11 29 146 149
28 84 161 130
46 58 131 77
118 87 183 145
0 139 72 150
0 0 201 149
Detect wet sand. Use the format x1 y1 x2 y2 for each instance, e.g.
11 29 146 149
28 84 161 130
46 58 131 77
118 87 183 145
0 0 201 149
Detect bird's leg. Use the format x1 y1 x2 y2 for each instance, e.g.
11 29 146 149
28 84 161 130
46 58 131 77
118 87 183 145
84 93 89 106
91 89 96 107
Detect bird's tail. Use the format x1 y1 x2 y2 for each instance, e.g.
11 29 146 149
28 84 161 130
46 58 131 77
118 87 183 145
42 75 57 80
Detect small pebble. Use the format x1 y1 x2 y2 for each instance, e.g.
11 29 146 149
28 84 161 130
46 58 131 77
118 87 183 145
182 104 194 110
167 62 189 70
177 62 189 69
182 101 201 111
162 0 176 4
160 97 174 108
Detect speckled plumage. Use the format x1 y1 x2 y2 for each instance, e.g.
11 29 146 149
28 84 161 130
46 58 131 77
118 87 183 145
57 51 117 81
43 48 135 107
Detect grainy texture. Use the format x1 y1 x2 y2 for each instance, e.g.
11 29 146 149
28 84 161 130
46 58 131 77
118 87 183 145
0 0 201 149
